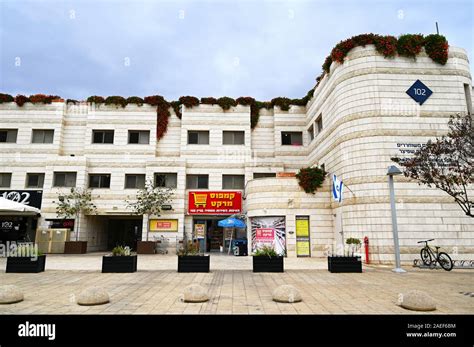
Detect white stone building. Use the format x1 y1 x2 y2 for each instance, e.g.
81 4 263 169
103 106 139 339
0 44 473 263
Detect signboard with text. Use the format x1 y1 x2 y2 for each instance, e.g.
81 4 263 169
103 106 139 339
188 191 242 215
406 80 433 105
149 219 178 232
0 190 43 209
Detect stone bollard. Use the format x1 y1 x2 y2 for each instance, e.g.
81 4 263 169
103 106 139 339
0 285 24 304
76 287 110 306
398 290 436 311
272 285 302 303
181 284 209 303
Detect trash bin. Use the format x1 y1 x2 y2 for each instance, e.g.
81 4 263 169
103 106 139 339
232 239 248 256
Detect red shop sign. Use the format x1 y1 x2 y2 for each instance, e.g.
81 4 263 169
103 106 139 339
255 228 275 241
188 191 242 215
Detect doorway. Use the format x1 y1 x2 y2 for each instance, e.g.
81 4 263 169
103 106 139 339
107 217 143 250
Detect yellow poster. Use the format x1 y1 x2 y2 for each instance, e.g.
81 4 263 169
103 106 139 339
195 223 205 238
296 218 309 237
296 241 310 256
149 219 178 232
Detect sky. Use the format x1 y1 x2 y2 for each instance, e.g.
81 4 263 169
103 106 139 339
0 0 473 101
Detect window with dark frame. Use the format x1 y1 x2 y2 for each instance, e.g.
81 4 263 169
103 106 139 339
188 131 209 144
0 173 12 188
0 129 18 143
316 115 323 136
89 174 111 188
32 129 54 144
125 174 145 189
128 130 150 144
53 172 77 187
223 131 245 145
92 130 114 144
222 175 245 189
154 173 178 188
307 125 314 142
253 172 277 179
281 132 303 146
26 173 45 188
186 174 209 189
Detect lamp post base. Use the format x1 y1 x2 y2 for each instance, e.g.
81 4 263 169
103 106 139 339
392 267 407 273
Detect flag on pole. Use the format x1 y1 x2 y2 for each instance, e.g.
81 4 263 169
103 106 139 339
332 174 343 203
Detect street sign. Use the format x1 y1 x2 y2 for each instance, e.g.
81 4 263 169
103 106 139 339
406 80 433 105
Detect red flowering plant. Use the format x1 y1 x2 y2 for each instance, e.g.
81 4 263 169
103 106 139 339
179 96 200 108
0 93 14 103
15 95 30 107
29 94 60 104
331 38 356 63
144 95 166 106
397 34 425 59
200 97 218 104
236 96 255 106
87 96 105 104
295 166 327 194
155 99 171 140
217 97 237 110
322 56 333 74
373 35 398 57
424 34 449 65
105 96 127 107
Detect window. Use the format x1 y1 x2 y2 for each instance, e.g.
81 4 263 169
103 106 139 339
223 131 245 145
464 84 472 114
53 172 77 187
222 175 245 189
0 129 17 143
32 129 54 144
154 173 178 188
253 172 276 179
128 130 150 144
26 173 45 188
89 174 111 188
0 173 12 188
281 132 303 146
125 174 145 189
92 130 114 144
307 125 314 142
316 115 323 136
186 175 209 189
188 131 209 144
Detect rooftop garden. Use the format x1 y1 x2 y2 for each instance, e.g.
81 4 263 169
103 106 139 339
0 33 449 140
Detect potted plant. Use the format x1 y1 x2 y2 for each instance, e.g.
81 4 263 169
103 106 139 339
102 246 137 273
126 179 174 254
177 240 210 273
252 245 284 273
56 187 97 254
6 244 46 273
327 238 362 273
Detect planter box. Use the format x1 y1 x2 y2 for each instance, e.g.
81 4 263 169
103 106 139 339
137 241 156 254
328 256 362 273
6 255 46 273
252 256 284 273
102 255 137 273
64 241 88 254
178 255 210 273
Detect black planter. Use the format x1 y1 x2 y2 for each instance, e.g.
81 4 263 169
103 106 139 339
6 255 46 273
102 255 137 273
252 256 284 273
328 256 362 273
178 255 210 273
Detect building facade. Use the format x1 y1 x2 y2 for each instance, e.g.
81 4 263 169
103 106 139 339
0 44 473 263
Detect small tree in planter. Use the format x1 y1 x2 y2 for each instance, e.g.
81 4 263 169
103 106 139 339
328 238 362 273
102 245 137 273
6 244 46 273
126 179 174 254
252 245 284 273
177 240 210 273
56 187 97 254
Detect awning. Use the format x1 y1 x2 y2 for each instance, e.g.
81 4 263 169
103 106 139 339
0 197 40 215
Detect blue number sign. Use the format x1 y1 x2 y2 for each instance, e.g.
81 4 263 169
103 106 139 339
406 80 433 105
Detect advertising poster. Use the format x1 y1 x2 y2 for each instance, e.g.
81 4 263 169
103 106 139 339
149 219 178 232
251 216 286 255
194 223 205 239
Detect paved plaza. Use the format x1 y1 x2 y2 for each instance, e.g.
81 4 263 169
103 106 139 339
0 253 472 315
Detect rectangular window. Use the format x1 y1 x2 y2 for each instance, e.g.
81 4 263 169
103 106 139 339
307 125 314 142
253 172 276 179
128 130 150 144
0 173 12 188
316 114 323 136
222 175 245 189
0 129 18 143
32 129 54 144
26 173 45 188
188 131 209 145
92 130 114 144
89 174 111 188
53 172 77 187
223 131 245 145
464 84 472 114
186 174 209 189
281 132 303 146
154 173 178 188
125 174 145 189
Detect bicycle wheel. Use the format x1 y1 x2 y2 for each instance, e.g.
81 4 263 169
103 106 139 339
420 248 432 266
438 252 453 271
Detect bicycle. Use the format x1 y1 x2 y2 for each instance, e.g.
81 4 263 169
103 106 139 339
417 239 453 271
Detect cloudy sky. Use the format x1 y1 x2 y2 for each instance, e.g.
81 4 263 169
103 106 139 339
1 0 472 101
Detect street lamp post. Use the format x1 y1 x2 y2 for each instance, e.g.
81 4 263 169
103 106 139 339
387 165 406 273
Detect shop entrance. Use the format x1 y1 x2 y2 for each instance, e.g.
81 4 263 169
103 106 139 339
107 217 142 250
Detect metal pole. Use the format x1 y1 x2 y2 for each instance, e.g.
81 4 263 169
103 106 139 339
388 175 406 273
436 22 439 35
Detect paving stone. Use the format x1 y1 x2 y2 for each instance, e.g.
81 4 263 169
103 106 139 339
0 285 24 304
